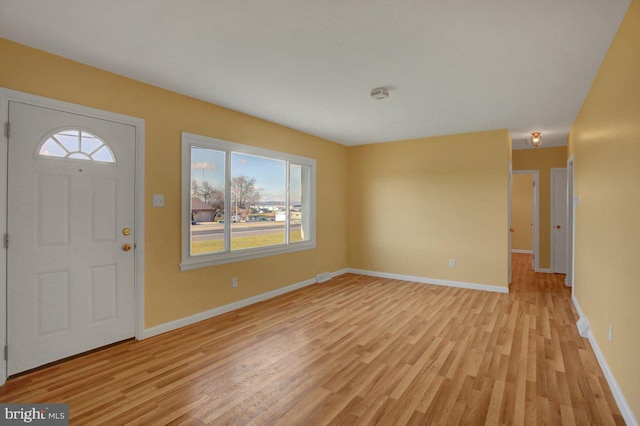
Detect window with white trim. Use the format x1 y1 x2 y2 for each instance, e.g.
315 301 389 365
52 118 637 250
181 132 316 270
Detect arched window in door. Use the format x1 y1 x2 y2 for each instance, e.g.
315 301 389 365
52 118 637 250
38 129 115 163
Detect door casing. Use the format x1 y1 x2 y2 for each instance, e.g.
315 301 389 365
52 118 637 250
508 160 512 284
551 167 568 274
567 156 575 287
0 88 145 385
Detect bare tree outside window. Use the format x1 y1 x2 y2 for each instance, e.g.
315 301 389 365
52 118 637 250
231 176 260 217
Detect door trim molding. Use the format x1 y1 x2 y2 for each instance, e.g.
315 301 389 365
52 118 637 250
0 88 145 385
508 160 512 284
567 155 575 287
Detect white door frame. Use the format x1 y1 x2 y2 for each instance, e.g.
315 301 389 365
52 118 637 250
512 170 540 271
0 88 145 385
508 161 512 284
566 156 575 287
550 167 568 274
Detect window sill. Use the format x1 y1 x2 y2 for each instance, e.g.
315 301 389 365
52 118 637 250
180 241 316 271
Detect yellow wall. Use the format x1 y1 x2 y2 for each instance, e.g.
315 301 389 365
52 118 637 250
348 130 511 288
512 174 533 251
2 7 637 416
568 0 640 418
0 38 350 328
512 147 567 269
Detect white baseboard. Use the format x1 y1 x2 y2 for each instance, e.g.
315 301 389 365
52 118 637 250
535 267 553 273
346 268 508 294
331 268 350 278
512 249 533 254
587 329 638 425
141 271 341 339
564 276 573 287
576 317 590 338
572 294 638 426
572 293 584 318
316 272 332 283
572 293 590 338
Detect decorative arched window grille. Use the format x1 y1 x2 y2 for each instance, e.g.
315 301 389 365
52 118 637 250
38 130 115 163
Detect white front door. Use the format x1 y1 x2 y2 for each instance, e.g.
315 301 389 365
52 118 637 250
551 168 568 274
7 101 136 375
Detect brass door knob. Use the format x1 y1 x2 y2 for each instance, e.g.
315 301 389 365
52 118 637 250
555 225 561 229
122 243 132 252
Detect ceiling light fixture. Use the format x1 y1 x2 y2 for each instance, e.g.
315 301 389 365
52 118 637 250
370 87 389 100
529 131 542 148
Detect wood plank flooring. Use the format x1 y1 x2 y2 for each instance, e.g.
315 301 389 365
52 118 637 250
0 254 624 424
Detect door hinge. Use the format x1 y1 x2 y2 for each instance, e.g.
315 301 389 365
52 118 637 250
4 345 7 361
5 122 9 139
4 234 8 249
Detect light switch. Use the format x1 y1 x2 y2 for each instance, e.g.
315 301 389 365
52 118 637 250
152 194 164 207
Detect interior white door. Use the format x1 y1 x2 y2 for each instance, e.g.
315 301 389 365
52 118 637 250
7 101 136 375
552 168 568 274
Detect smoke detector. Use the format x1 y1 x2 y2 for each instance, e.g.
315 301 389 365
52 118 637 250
370 87 389 100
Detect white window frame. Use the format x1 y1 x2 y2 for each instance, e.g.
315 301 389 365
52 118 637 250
181 132 316 271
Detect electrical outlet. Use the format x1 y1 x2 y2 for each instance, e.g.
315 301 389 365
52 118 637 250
608 323 613 342
449 259 456 268
232 277 238 288
152 194 164 207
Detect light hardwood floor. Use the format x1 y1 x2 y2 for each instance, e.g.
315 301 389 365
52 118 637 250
0 254 624 424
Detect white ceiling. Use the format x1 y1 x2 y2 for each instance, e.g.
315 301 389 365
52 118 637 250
0 0 631 147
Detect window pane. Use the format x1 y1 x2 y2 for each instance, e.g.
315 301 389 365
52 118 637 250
290 164 310 243
39 139 67 157
231 152 285 250
91 145 115 162
191 146 226 255
56 130 80 152
81 134 103 154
